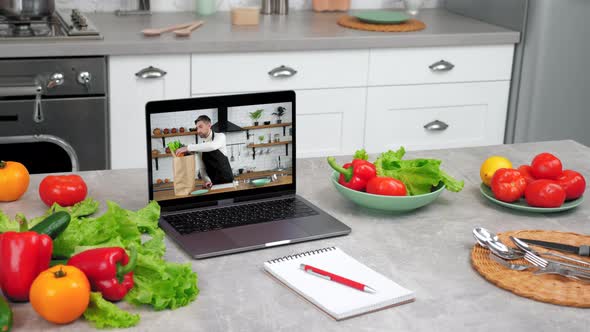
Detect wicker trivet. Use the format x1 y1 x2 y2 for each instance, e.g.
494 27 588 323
337 15 426 32
471 230 590 307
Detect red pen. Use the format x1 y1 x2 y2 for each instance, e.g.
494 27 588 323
300 264 376 293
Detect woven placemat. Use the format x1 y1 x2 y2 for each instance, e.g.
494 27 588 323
471 230 590 307
337 15 426 32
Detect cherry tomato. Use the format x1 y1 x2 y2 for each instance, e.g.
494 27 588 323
525 179 566 208
557 170 586 200
366 177 407 196
491 168 527 203
517 165 536 185
531 153 563 179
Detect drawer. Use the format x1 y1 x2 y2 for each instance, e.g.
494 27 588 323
364 81 510 152
368 45 514 86
191 50 369 95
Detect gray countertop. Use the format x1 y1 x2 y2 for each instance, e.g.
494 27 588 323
2 140 589 331
0 9 520 58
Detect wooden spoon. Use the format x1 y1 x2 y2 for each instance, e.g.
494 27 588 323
173 21 204 37
142 22 195 37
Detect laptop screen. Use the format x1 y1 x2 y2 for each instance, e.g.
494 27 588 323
146 91 295 205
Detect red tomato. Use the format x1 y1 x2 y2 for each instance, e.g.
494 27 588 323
366 177 407 196
491 168 527 203
517 165 536 185
39 175 88 207
530 153 563 179
557 170 586 200
525 179 566 208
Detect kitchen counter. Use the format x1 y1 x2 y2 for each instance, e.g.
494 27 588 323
0 9 520 58
2 140 587 331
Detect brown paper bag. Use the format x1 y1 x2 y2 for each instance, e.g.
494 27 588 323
172 154 196 196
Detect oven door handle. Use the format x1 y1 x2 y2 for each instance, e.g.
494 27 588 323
0 135 80 172
0 85 43 97
0 85 45 123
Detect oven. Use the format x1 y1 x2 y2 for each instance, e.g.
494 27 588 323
0 57 108 173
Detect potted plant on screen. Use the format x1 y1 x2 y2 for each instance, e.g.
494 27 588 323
272 106 286 124
249 109 264 126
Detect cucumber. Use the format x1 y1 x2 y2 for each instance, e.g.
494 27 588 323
0 295 12 332
30 211 71 239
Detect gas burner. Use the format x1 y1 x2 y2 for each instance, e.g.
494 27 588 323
0 9 101 40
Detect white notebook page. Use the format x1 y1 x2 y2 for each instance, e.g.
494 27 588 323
264 247 415 320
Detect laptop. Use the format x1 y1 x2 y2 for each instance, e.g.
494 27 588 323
146 91 351 259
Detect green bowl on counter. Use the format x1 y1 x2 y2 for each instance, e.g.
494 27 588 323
330 172 445 212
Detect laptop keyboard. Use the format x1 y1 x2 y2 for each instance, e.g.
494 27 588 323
164 197 319 235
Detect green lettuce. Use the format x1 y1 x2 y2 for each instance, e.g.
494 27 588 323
353 149 369 161
374 147 464 195
84 292 140 329
3 198 199 328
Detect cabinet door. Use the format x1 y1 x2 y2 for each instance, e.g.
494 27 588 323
296 88 366 158
365 81 510 152
109 55 190 169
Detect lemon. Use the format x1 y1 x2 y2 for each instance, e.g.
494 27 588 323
480 156 512 186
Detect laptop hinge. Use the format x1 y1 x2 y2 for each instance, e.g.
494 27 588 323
217 198 235 206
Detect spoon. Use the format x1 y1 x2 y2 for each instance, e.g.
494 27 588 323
142 22 194 36
472 227 500 247
489 253 536 271
472 227 524 260
487 240 524 260
174 21 204 37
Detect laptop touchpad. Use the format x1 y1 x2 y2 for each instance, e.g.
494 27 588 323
223 221 308 247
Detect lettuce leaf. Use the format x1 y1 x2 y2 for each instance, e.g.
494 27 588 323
124 254 199 310
84 292 140 329
375 147 464 195
353 149 369 161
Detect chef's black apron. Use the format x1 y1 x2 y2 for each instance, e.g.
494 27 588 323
201 132 234 184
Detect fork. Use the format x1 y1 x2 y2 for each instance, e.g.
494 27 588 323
524 252 590 281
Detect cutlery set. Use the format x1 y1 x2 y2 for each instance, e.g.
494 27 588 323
474 227 590 282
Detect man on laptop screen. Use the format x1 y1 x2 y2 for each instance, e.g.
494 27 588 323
175 115 233 188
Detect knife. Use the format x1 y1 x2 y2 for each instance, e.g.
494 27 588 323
519 238 590 257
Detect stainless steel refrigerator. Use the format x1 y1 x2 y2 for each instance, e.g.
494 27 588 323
446 0 590 145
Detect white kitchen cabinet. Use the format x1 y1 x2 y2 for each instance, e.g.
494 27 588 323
364 81 511 152
368 45 514 86
295 88 367 158
109 55 190 169
191 50 369 95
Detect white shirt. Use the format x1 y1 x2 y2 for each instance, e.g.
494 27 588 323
186 131 228 183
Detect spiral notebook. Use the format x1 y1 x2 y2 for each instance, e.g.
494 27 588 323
264 247 415 320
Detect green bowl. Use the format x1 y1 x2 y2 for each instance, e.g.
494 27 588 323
480 183 584 213
330 172 445 212
251 178 271 187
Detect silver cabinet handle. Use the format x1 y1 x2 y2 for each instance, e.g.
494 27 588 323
424 120 449 131
429 60 455 72
135 66 167 79
268 65 298 78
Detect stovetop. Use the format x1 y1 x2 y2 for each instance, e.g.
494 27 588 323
0 9 101 40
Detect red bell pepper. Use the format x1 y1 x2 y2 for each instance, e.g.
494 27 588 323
0 217 52 302
67 247 137 302
327 157 377 191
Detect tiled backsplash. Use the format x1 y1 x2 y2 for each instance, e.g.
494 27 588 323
57 0 442 12
150 103 292 183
